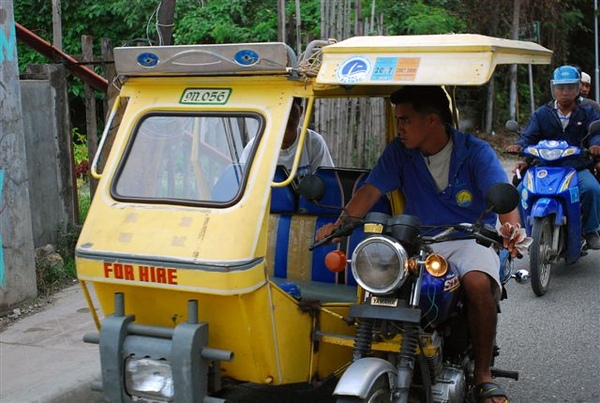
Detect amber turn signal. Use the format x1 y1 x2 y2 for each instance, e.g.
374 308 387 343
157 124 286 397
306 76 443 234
425 254 448 277
325 250 347 273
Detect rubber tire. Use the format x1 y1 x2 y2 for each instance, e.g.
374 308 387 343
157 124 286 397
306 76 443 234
529 216 554 296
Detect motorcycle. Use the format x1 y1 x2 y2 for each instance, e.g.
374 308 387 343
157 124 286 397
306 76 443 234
306 181 526 403
505 119 600 296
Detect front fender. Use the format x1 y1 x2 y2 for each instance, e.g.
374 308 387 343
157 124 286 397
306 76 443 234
530 198 564 226
333 357 396 398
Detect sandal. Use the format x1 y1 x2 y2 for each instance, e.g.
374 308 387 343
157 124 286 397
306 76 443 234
475 381 508 402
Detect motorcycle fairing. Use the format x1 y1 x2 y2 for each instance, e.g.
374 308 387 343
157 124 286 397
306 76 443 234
528 166 577 195
523 166 583 263
419 269 461 329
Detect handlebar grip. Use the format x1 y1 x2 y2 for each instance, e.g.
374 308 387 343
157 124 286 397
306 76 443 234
308 220 362 251
477 224 504 247
309 237 330 251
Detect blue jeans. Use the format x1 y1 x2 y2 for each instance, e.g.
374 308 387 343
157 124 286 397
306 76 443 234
578 169 600 234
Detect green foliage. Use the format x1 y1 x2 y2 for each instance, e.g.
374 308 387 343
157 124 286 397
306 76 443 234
36 259 74 296
72 128 88 165
13 0 598 134
77 181 92 224
35 186 90 294
72 128 90 180
55 223 81 263
175 0 279 44
290 1 321 42
381 0 466 35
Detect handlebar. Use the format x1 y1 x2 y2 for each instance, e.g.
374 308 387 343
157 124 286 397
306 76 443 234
308 219 363 251
421 223 503 247
310 219 506 251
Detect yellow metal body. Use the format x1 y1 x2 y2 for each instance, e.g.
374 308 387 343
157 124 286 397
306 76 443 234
76 34 552 387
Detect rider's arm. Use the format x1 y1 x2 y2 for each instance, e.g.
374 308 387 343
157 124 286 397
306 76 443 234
516 109 545 148
588 113 600 154
341 184 382 221
315 183 382 242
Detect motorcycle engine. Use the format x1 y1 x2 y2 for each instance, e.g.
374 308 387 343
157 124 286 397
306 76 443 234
430 366 466 403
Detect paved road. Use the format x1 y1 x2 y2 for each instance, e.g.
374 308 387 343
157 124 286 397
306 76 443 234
495 249 600 402
220 250 600 403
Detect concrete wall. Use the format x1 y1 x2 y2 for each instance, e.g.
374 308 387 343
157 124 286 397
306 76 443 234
0 3 38 309
1 4 76 310
21 64 77 248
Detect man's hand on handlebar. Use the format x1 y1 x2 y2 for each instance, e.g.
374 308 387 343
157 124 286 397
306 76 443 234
505 144 522 153
314 215 363 248
589 145 600 157
315 222 341 243
512 161 529 175
499 222 532 258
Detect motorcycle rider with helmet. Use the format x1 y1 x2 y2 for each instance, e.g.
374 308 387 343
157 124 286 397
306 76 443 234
505 65 600 249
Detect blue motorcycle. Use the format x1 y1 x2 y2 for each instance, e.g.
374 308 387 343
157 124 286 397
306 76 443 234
507 120 600 296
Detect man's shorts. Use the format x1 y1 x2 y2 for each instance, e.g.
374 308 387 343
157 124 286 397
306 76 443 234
429 239 501 292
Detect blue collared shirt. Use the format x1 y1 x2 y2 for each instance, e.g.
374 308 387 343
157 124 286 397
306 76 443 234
365 127 508 229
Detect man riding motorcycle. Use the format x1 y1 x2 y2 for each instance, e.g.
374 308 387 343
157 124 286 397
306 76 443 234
505 65 600 249
317 86 522 403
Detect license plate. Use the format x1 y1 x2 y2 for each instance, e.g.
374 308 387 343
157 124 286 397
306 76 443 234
370 296 399 307
180 88 231 105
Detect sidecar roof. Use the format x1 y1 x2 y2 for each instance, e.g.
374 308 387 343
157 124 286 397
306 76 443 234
113 34 552 90
316 34 552 87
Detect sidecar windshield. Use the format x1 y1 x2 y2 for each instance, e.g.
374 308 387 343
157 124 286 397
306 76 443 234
112 112 262 205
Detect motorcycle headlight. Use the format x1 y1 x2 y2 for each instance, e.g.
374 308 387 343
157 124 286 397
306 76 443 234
351 236 409 294
125 357 174 401
538 148 564 161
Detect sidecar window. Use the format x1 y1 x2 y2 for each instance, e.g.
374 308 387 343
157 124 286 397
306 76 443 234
112 113 262 205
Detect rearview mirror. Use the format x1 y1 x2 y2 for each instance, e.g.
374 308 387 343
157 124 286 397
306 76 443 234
486 183 519 214
297 174 325 202
505 120 520 134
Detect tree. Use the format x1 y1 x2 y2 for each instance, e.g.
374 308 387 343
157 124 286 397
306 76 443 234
14 0 596 131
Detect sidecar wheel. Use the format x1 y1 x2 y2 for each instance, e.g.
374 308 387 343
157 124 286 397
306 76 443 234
530 216 553 296
336 374 391 403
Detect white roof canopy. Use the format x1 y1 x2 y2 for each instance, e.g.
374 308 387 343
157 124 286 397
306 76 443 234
316 34 553 86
